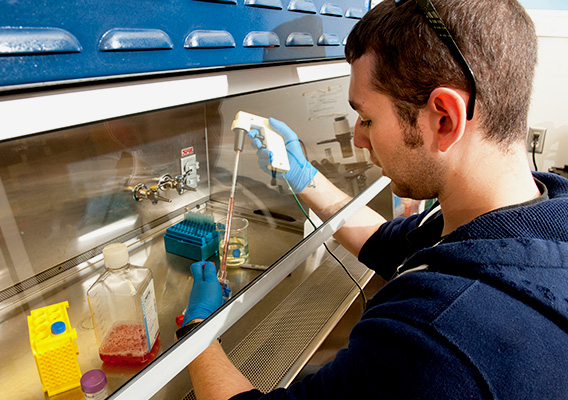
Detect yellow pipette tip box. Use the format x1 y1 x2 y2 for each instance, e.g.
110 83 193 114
27 301 82 396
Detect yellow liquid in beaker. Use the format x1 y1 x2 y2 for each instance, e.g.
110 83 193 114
219 236 249 267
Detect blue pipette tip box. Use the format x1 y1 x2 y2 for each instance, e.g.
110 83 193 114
164 213 219 261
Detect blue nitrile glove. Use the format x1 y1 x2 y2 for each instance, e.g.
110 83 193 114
249 117 318 193
182 261 223 326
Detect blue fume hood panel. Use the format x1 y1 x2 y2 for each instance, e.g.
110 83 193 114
0 0 369 89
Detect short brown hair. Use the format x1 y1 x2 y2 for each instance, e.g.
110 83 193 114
345 0 538 149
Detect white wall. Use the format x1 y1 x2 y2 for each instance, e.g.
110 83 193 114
526 9 568 172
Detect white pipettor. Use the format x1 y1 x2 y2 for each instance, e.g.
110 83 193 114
231 111 290 173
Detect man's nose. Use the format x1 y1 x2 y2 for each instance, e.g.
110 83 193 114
353 122 368 149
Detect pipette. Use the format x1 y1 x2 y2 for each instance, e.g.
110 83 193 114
219 112 290 299
217 123 247 300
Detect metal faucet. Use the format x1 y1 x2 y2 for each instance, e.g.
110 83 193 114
158 174 195 195
132 183 172 205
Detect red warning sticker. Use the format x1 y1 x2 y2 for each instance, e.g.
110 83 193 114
181 147 194 157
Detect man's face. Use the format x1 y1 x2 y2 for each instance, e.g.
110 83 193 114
348 53 444 200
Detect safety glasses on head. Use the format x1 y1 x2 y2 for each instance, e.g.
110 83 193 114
394 0 476 120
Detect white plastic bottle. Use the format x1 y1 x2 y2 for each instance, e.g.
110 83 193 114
87 243 160 364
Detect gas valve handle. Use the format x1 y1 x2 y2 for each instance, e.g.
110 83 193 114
148 186 172 205
174 175 195 195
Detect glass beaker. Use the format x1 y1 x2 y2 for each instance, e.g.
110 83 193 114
216 217 249 267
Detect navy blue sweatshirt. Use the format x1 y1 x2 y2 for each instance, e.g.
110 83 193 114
232 172 568 399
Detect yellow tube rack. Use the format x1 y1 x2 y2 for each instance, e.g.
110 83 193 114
27 301 82 396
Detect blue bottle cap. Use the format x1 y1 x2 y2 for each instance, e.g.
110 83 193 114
51 321 66 335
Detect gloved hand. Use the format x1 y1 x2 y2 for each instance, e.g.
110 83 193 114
249 117 318 193
182 261 223 326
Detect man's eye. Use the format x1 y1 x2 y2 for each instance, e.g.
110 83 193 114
359 119 372 128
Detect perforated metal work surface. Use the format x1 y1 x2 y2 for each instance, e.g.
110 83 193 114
182 245 369 399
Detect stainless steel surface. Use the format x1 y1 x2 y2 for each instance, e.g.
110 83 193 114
0 103 209 295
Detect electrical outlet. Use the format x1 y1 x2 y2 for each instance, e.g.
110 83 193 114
527 127 547 154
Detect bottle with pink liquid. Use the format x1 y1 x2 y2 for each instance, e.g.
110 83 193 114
87 243 160 365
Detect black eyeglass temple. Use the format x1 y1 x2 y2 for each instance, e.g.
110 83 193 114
394 0 476 120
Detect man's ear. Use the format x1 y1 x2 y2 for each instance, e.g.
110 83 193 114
426 88 468 152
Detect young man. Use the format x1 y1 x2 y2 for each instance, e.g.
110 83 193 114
182 0 568 398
